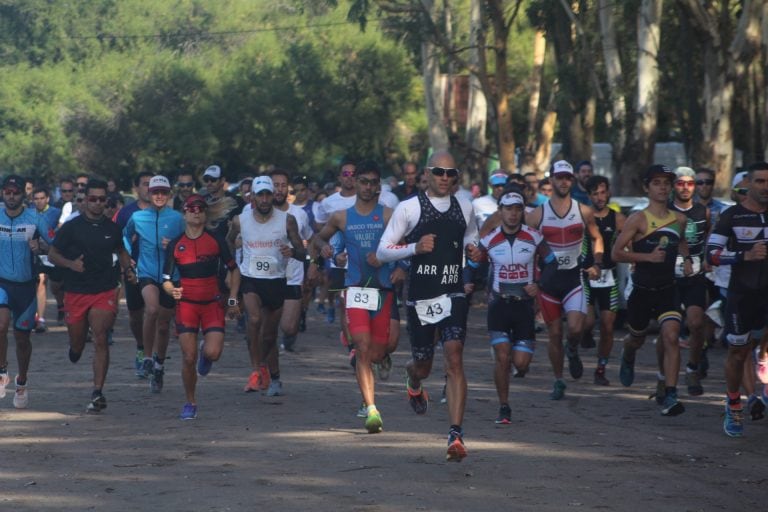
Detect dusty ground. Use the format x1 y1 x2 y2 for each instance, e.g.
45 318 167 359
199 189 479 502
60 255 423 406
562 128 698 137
1 299 766 512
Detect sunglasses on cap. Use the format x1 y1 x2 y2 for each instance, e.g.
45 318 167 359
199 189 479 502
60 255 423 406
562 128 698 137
695 179 715 186
87 195 107 203
428 167 459 178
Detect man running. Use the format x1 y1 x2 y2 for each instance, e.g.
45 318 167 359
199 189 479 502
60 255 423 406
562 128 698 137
227 176 305 395
472 186 556 424
123 175 185 393
583 175 625 385
670 167 711 396
162 194 241 420
0 175 53 408
48 179 135 413
706 161 768 437
315 161 398 433
31 186 61 333
612 164 693 416
376 150 478 461
525 160 603 400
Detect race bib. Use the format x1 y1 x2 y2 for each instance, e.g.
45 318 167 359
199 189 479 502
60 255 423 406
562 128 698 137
249 255 279 277
675 254 701 278
414 294 452 325
589 268 615 288
346 286 380 311
554 251 578 270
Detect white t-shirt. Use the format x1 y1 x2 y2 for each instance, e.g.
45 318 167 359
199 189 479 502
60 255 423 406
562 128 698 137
471 194 497 229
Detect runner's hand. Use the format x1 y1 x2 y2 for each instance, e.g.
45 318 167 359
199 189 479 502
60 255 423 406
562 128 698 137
585 265 600 280
70 255 85 273
524 283 539 297
465 243 482 263
334 251 348 267
366 252 382 268
746 242 767 261
227 304 241 320
320 244 333 259
647 245 665 263
415 234 436 254
389 266 406 285
170 287 183 300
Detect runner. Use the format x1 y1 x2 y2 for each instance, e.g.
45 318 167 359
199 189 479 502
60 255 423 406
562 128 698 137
376 150 478 461
525 160 603 400
0 175 53 408
314 161 398 433
31 186 61 333
706 161 768 436
472 186 557 423
290 175 316 333
669 167 711 396
583 175 626 385
472 170 509 229
47 179 135 413
226 176 305 395
612 164 693 416
162 194 241 420
123 175 185 393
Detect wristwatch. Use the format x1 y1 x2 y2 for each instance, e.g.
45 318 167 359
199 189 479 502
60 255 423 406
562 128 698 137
227 298 240 307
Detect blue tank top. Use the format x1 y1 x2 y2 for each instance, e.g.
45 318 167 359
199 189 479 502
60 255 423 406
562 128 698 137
344 204 393 289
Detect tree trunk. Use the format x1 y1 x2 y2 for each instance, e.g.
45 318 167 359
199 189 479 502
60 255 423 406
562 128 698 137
488 0 515 171
534 80 559 175
598 0 626 170
465 0 488 175
421 0 449 152
526 29 546 151
619 0 663 195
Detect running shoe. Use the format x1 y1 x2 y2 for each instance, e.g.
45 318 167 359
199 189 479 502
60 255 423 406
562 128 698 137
356 402 368 418
365 409 383 434
86 392 107 413
619 349 635 387
685 370 704 396
13 377 28 409
406 379 429 415
446 429 467 462
282 335 297 353
747 394 765 421
69 347 82 364
150 366 164 393
197 340 212 376
243 370 262 392
549 379 566 400
723 401 744 437
266 379 283 397
593 367 609 386
259 366 271 391
565 344 583 379
0 372 9 399
654 378 666 405
757 357 768 384
326 306 335 324
495 404 512 425
660 391 685 416
34 318 47 334
135 350 145 377
180 403 197 421
139 354 152 380
378 353 392 381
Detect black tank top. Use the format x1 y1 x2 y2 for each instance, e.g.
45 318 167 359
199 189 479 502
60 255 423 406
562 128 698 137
594 209 617 270
405 192 467 301
669 202 707 258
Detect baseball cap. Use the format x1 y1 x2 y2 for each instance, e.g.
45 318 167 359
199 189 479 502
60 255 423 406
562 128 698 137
252 176 274 194
489 171 508 186
674 166 695 179
183 194 208 210
2 174 26 191
498 191 525 207
148 175 171 191
551 160 574 175
203 165 222 179
732 171 749 189
643 164 675 183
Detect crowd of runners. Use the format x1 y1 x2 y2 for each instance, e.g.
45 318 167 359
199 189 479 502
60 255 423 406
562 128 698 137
1 156 767 462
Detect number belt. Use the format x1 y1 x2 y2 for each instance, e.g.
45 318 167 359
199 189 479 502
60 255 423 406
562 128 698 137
490 291 530 302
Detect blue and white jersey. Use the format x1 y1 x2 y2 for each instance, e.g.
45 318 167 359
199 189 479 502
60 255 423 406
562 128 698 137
344 204 393 289
0 206 54 283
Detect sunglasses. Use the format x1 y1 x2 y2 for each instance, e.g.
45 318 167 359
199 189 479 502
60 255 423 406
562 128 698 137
76 197 84 203
151 189 170 196
428 167 459 178
357 177 380 186
87 195 107 203
674 180 695 188
202 176 219 183
60 188 74 193
184 205 206 213
733 187 748 195
3 189 22 196
76 183 88 188
695 179 715 186
177 182 195 188
341 170 355 177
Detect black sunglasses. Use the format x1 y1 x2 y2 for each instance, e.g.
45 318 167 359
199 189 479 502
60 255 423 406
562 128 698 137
695 179 715 186
428 167 459 178
177 182 195 188
203 176 219 183
60 188 74 193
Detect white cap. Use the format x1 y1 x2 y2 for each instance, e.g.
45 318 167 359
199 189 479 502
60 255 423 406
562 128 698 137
674 166 695 179
498 191 525 207
552 160 573 175
252 176 274 194
732 171 749 188
203 165 222 179
148 175 171 191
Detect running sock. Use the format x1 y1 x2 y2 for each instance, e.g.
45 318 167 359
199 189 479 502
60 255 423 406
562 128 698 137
366 404 378 414
449 424 463 436
727 391 741 405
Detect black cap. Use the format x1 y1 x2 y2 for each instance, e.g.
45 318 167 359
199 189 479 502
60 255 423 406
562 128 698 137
643 164 675 184
2 174 26 191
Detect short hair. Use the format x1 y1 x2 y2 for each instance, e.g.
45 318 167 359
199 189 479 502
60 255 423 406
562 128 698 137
695 167 715 179
134 171 154 187
33 186 50 197
523 172 538 180
175 169 194 180
747 161 768 174
576 160 593 171
338 158 357 173
60 176 74 185
355 159 381 178
269 168 291 182
291 175 308 187
585 175 610 194
508 173 525 185
86 179 108 195
539 177 551 187
76 172 89 180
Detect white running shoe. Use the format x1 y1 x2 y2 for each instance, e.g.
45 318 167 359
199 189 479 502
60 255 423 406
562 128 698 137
13 377 29 409
266 380 283 397
0 373 10 399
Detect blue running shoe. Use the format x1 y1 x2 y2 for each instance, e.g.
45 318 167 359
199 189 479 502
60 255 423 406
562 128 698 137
723 402 743 437
150 365 164 393
549 379 566 400
180 403 197 420
619 350 635 387
135 350 146 378
495 404 512 424
197 340 212 376
660 391 685 416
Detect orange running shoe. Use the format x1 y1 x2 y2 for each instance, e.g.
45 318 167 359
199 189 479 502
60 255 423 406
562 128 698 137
259 365 271 390
446 430 467 462
243 371 261 392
